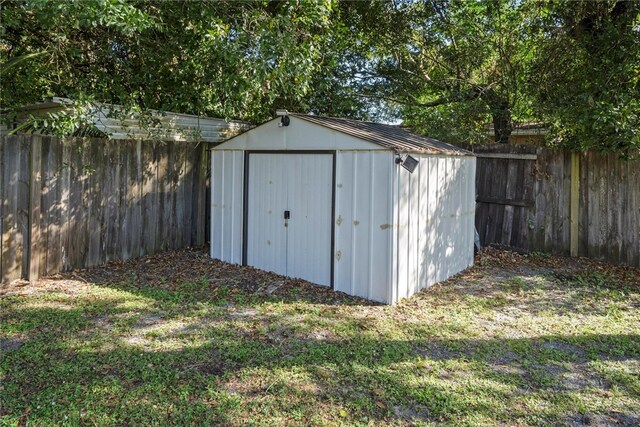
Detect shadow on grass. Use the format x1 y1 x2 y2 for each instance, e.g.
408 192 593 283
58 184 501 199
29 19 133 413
429 267 639 318
81 271 381 309
2 293 639 425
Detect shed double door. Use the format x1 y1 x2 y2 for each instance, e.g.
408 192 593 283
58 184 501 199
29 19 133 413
246 153 333 286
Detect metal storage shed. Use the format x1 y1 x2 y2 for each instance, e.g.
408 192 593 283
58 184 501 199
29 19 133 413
210 113 476 304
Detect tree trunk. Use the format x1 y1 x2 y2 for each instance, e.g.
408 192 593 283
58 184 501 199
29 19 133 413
492 100 512 144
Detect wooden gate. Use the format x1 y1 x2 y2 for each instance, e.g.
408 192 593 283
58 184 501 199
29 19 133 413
475 146 538 250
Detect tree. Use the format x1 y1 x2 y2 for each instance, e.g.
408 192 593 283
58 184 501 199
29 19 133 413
336 0 533 144
334 0 639 152
3 0 637 153
1 0 337 124
526 0 640 153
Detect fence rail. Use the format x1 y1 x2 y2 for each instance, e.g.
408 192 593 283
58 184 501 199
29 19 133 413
475 145 640 267
1 135 208 283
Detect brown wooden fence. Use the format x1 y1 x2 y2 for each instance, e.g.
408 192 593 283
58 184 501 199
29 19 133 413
3 135 638 283
475 145 640 267
1 135 209 283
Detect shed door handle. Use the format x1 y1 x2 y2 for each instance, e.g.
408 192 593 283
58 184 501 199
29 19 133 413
284 210 290 220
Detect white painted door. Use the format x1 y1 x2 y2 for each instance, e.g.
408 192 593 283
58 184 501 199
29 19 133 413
246 153 333 286
246 154 289 276
286 154 333 286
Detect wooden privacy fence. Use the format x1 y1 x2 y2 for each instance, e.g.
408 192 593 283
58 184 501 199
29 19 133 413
1 135 209 283
3 135 638 283
475 144 640 267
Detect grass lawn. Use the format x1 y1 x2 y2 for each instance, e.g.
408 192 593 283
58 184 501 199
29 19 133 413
1 248 639 426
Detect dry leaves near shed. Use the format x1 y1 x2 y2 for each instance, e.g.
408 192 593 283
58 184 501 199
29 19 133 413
476 246 640 288
60 246 374 306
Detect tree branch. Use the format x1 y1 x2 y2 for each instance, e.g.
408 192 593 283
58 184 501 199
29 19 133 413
353 92 455 108
354 81 498 108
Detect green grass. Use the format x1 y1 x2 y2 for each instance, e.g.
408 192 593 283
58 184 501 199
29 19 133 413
1 249 639 426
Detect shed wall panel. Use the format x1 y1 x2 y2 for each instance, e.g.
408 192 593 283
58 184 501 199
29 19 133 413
392 155 475 303
210 150 244 263
334 151 393 303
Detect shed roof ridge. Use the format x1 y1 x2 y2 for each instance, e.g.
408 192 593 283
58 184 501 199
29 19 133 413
289 112 399 127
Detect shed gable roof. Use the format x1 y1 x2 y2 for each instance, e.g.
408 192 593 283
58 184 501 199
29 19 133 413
292 114 470 155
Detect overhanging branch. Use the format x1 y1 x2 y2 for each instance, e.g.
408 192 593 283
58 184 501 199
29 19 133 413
354 81 498 108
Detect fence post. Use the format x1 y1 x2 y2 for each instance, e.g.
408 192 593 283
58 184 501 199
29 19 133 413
28 135 43 280
570 152 580 257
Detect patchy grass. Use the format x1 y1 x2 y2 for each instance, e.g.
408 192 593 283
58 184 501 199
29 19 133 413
1 248 639 426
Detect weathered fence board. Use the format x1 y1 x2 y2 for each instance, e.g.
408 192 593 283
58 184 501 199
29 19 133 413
476 145 640 267
1 135 209 283
0 137 3 277
1 137 25 282
28 136 43 280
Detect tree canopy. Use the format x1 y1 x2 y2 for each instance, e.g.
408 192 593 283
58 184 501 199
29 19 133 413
1 0 337 122
334 0 639 152
1 0 638 152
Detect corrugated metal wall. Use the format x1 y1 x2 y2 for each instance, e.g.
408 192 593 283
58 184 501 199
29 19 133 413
210 150 244 263
392 155 476 303
4 100 250 143
333 151 394 302
210 146 476 305
92 110 249 142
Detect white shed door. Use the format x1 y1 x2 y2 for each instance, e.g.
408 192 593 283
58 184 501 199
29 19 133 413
246 153 333 286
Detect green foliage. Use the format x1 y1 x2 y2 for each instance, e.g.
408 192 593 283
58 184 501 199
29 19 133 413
525 0 640 153
1 0 637 152
404 99 491 146
7 99 109 138
335 0 639 151
337 0 535 144
1 0 338 123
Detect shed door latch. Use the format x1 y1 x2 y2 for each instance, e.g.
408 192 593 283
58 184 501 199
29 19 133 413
284 210 290 220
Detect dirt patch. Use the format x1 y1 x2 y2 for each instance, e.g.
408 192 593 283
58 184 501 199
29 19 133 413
0 277 90 298
306 328 337 342
391 403 432 422
558 368 607 391
229 308 258 318
134 314 164 328
42 247 376 307
490 351 528 376
477 247 640 288
0 338 23 353
567 411 640 427
415 341 468 361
